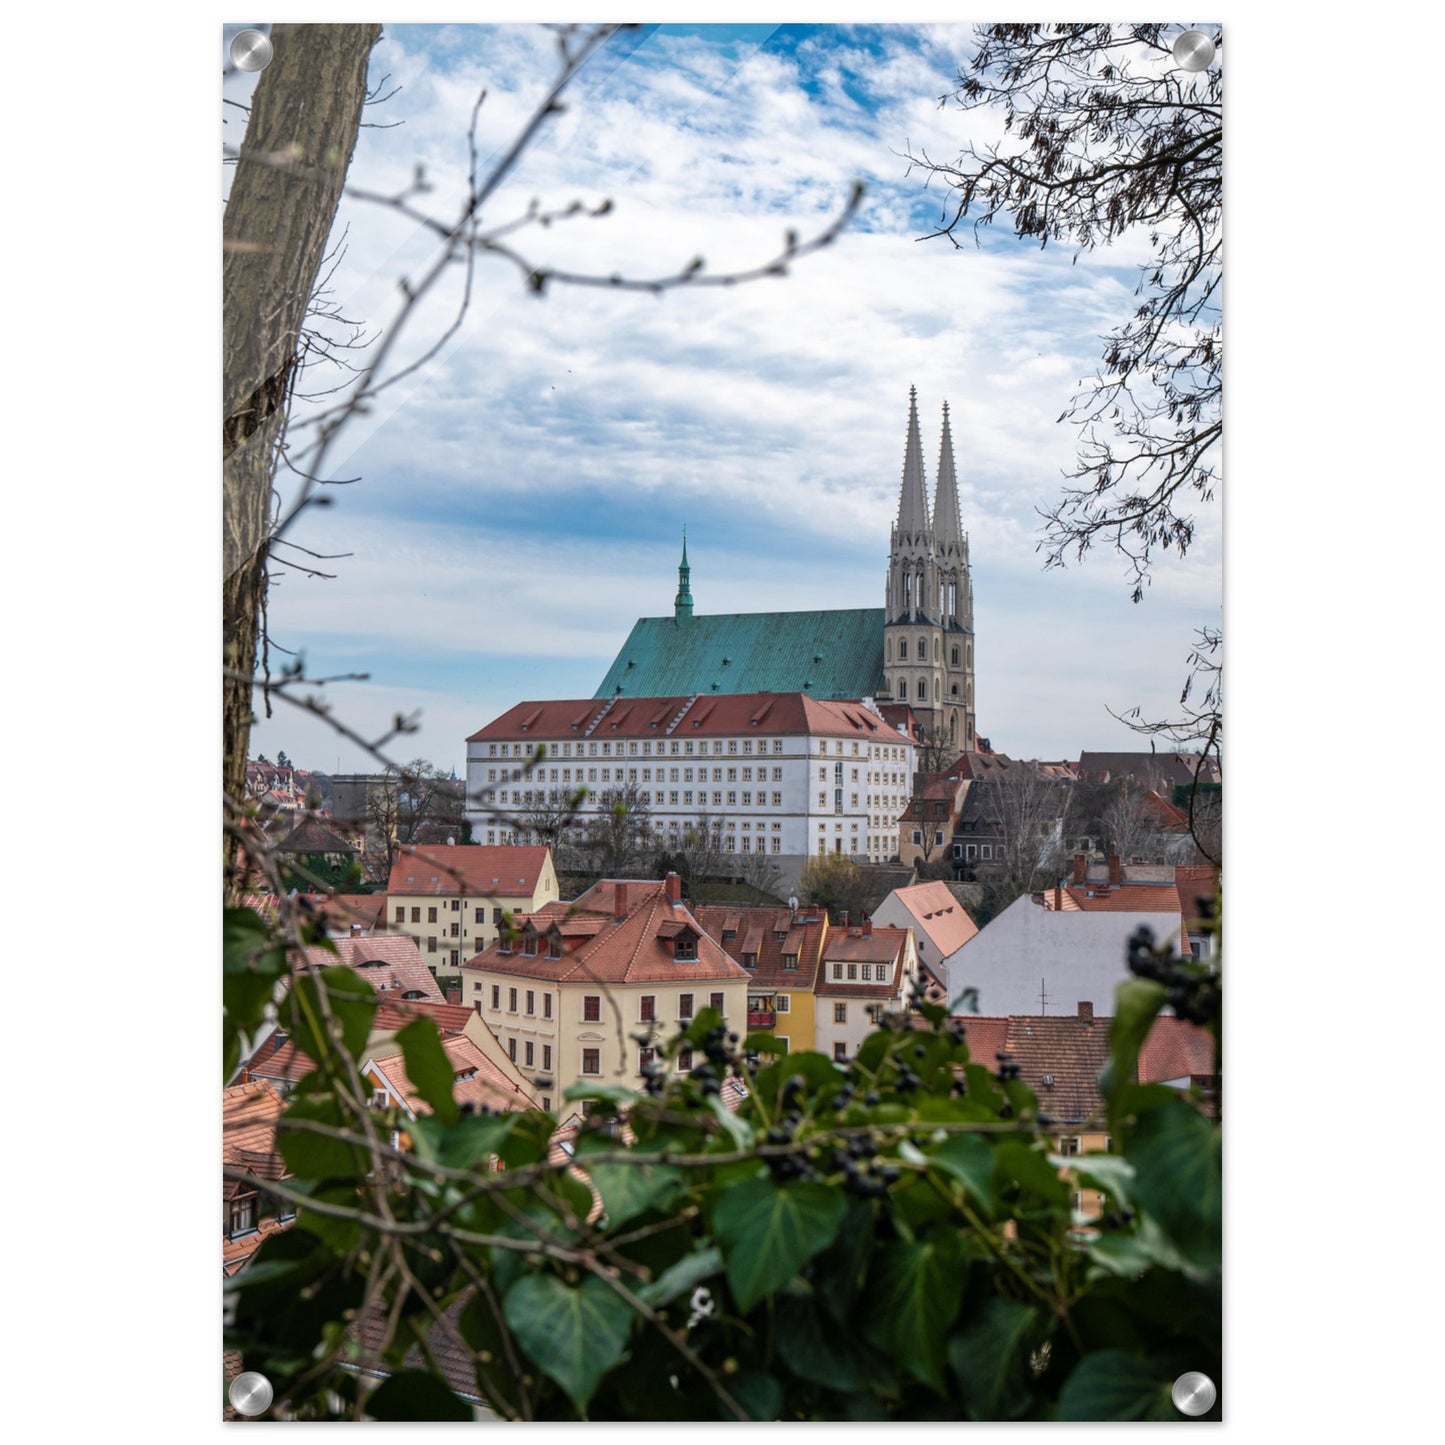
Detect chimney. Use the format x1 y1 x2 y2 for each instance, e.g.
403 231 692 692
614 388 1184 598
1053 885 1062 910
664 871 682 903
446 986 461 1006
350 923 363 936
1108 853 1122 885
614 882 629 921
862 917 872 937
841 910 850 928
1072 853 1087 885
1077 1000 1093 1021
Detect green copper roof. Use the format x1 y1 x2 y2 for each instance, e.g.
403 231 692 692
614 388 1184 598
594 608 886 701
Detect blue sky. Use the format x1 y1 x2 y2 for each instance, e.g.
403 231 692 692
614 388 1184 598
227 22 1222 775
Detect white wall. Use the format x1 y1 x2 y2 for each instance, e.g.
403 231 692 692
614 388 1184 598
941 895 1186 1018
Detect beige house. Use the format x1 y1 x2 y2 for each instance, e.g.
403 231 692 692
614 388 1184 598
814 922 920 1061
459 873 749 1104
386 844 559 983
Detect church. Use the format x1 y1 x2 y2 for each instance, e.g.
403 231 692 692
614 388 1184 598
593 388 978 752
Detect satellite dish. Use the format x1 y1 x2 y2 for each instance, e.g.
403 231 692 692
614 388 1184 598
788 894 799 912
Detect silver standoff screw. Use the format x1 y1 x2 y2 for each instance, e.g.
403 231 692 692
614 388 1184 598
229 1370 275 1417
229 29 274 73
1171 29 1217 72
1171 1371 1217 1417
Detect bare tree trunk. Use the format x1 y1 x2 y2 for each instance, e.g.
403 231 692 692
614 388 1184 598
222 23 381 893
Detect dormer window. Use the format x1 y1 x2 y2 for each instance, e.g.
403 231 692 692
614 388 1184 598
547 933 562 960
522 930 537 957
674 933 697 962
741 952 758 969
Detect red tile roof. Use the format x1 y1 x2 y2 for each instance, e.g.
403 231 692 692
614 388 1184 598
223 1079 287 1179
1173 865 1218 932
387 844 553 898
1139 1016 1217 1083
949 1011 1216 1124
371 997 474 1036
885 880 978 956
469 693 907 745
364 1035 533 1117
1064 882 1183 914
223 1215 292 1277
465 881 749 986
298 934 444 1002
693 904 828 990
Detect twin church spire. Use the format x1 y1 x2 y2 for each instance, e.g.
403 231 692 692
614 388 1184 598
895 384 965 550
886 387 975 751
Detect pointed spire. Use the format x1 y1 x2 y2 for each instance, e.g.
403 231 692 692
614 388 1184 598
932 400 963 545
674 527 693 621
896 385 930 535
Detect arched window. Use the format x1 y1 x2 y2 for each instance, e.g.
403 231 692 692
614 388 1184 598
903 573 912 609
951 683 959 696
947 580 956 617
951 645 959 666
899 638 908 660
916 679 926 700
917 635 926 657
934 637 940 661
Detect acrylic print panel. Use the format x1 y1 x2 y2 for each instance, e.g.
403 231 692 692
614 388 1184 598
223 21 1221 1423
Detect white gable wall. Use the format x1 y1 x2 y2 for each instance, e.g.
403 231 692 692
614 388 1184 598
941 895 1186 1017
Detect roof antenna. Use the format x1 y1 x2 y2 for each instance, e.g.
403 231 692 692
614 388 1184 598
1038 976 1050 1015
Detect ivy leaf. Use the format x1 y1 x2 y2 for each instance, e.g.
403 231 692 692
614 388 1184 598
502 1273 633 1413
726 1370 782 1421
1102 977 1168 1121
286 965 378 1067
948 1295 1045 1420
1126 1099 1221 1273
365 1369 471 1421
394 1018 458 1126
1057 1350 1175 1421
863 1237 966 1393
589 1160 683 1230
707 1093 754 1149
638 1246 722 1308
712 1176 846 1312
928 1131 995 1212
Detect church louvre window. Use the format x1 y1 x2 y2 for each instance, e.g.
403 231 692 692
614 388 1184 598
951 644 960 666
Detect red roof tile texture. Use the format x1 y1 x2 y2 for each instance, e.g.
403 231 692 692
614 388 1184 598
1064 882 1183 914
299 934 444 1002
465 880 750 986
693 904 829 990
365 1035 533 1117
469 693 905 744
387 844 553 897
887 880 979 956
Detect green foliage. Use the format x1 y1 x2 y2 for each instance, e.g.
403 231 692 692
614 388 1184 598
225 930 1220 1421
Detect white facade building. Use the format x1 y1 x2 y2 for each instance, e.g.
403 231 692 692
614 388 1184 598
465 692 916 877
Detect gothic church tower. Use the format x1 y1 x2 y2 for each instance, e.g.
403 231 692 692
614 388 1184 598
882 388 976 753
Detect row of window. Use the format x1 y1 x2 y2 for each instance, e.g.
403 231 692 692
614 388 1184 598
483 737 911 761
826 962 891 982
891 636 968 666
481 987 724 1022
481 984 556 1018
395 904 505 926
488 737 789 758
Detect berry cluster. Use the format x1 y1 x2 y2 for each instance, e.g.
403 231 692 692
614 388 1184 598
1126 925 1221 1028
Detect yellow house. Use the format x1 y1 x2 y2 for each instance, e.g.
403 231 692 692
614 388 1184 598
692 903 830 1056
460 875 750 1105
386 844 559 984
